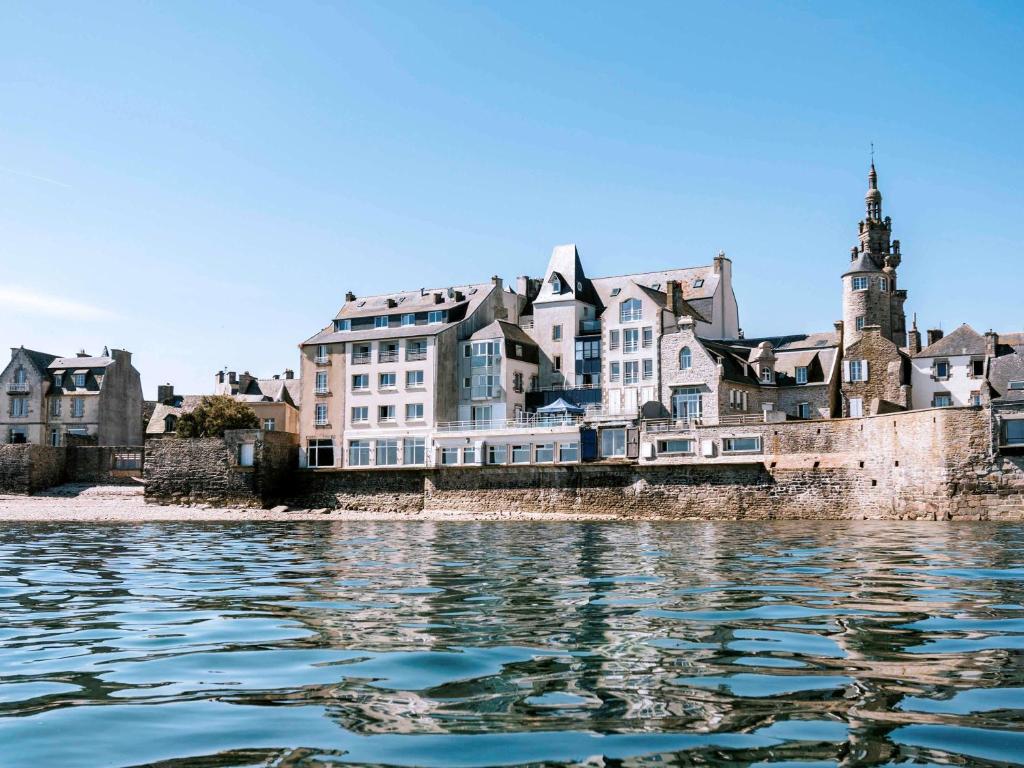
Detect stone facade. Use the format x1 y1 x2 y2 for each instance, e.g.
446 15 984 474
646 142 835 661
841 326 911 416
0 444 66 494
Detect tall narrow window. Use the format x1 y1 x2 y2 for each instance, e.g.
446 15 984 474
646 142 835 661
679 347 692 370
796 366 808 384
620 299 642 323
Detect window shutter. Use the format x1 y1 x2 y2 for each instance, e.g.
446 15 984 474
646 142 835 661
863 360 870 381
842 361 851 383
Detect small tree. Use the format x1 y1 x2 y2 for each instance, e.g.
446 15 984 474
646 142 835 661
176 395 259 438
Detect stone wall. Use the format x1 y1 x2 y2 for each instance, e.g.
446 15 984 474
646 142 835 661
65 446 144 485
0 444 66 494
144 429 297 506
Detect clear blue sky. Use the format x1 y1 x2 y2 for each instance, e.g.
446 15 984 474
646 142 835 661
2 2 1021 398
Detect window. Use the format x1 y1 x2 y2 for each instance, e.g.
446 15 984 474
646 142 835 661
463 377 471 390
852 276 869 291
609 330 620 350
71 398 85 418
551 276 561 293
73 373 87 388
849 397 864 417
797 403 811 420
406 403 424 421
855 316 866 331
314 403 329 425
610 362 620 382
315 371 329 393
404 438 426 465
378 342 399 362
352 344 371 364
553 355 562 372
723 436 762 453
643 359 654 380
796 366 808 384
472 340 501 367
13 367 26 384
10 397 28 417
761 367 773 383
932 393 953 407
348 440 371 466
879 277 889 292
463 445 477 464
350 406 368 423
620 298 642 323
511 444 530 464
601 428 626 457
54 374 62 387
513 371 524 393
642 327 653 347
407 340 428 361
672 387 702 421
658 439 694 454
164 415 178 433
970 391 982 406
624 361 639 384
934 360 950 380
514 344 524 358
334 319 351 332
352 374 369 390
610 287 621 297
374 316 389 328
552 325 562 341
972 359 985 377
441 447 460 465
427 310 445 324
307 439 334 467
1003 420 1024 446
401 313 416 326
238 443 255 467
847 360 867 382
406 370 424 388
1010 381 1024 391
472 405 492 424
379 372 397 389
376 439 399 466
50 398 61 416
693 278 704 289
679 347 692 370
558 442 579 463
623 328 639 353
487 444 507 464
378 405 396 422
464 345 472 358
50 429 61 447
535 443 554 463
472 373 501 399
263 418 276 431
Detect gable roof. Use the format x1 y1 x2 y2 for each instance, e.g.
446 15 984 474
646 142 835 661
913 324 986 358
8 347 59 376
533 244 601 307
470 320 538 347
145 396 205 435
48 356 114 370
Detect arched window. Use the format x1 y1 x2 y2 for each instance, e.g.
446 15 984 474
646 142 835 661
164 415 178 434
620 298 642 323
679 347 692 370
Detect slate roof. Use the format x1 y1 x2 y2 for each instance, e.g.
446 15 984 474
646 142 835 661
15 348 60 375
591 266 718 305
236 377 302 407
913 324 986 359
700 331 840 388
146 396 205 435
842 252 884 277
989 352 1024 402
470 320 538 347
533 244 602 307
48 356 114 369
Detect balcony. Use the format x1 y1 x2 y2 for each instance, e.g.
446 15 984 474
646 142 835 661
579 319 601 334
351 352 371 365
519 317 534 330
406 350 427 362
6 382 29 394
314 387 331 396
378 350 399 363
470 385 503 400
314 356 331 365
437 414 582 433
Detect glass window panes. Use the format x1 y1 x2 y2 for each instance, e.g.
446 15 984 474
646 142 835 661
374 316 389 328
558 443 579 462
406 370 424 387
620 298 642 323
511 445 530 463
351 406 368 422
723 437 761 453
1004 420 1024 445
406 403 424 420
534 443 554 463
601 428 626 457
307 439 334 467
487 444 507 464
659 439 693 454
441 447 460 465
348 440 370 466
376 439 399 465
404 438 425 465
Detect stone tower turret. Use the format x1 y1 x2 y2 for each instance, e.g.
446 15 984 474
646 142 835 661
842 161 908 351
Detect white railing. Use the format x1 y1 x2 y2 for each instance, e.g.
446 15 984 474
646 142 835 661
519 318 534 330
436 415 583 433
643 413 766 431
406 350 427 361
351 353 371 365
644 418 698 433
717 413 766 426
583 405 639 420
378 350 399 363
314 387 330 395
528 382 601 393
6 382 29 394
314 356 331 365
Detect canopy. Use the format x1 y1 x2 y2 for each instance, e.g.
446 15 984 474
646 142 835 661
536 397 585 415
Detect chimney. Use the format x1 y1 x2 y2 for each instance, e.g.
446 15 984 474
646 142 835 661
664 279 678 313
77 349 88 357
491 275 503 291
157 383 175 404
454 290 465 302
713 250 727 274
238 371 254 394
985 330 999 359
344 291 356 303
516 276 530 296
907 314 922 354
216 371 225 384
273 374 279 379
433 292 444 304
228 371 237 385
386 298 397 308
927 329 944 347
284 369 295 380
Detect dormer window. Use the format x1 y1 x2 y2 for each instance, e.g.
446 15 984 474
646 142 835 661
427 310 445 324
551 276 562 293
54 374 63 387
73 373 87 388
335 319 351 332
796 366 808 384
164 415 178 433
374 316 389 329
761 368 773 383
401 313 415 326
610 288 621 297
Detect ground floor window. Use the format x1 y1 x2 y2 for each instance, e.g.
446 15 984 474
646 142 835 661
558 442 579 462
376 439 399 466
658 439 694 454
463 445 478 464
511 444 530 464
307 439 334 467
238 443 255 467
601 428 626 457
932 393 953 408
487 444 507 465
1003 420 1024 446
848 397 864 418
672 387 702 421
970 391 982 406
797 403 811 420
404 437 426 465
50 429 61 447
723 436 761 453
349 440 370 466
8 429 28 444
441 447 459 465
534 443 554 463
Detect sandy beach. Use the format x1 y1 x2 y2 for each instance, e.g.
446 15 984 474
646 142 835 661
0 485 623 523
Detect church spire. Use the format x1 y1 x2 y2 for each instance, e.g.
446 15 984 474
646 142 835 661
865 160 882 220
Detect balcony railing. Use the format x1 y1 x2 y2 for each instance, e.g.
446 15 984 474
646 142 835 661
378 350 399 363
643 413 766 432
314 387 331 395
6 382 29 394
579 319 601 334
406 350 427 362
528 382 601 393
519 318 534 330
437 414 582 433
351 352 371 365
470 385 503 400
314 356 331 365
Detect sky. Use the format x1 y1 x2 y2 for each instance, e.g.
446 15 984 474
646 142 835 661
1 2 1022 398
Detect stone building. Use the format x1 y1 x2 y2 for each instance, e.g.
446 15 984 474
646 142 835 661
1 347 143 446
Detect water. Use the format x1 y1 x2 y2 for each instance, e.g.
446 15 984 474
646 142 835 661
1 521 1022 767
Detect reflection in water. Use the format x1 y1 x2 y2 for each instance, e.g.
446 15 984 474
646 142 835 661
0 521 1022 767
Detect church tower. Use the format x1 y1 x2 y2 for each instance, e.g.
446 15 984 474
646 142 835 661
842 162 908 351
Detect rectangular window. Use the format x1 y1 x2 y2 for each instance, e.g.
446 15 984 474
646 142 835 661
658 439 694 454
934 360 950 380
379 372 397 389
932 393 953 407
348 440 371 466
71 398 85 418
374 316 389 328
378 405 396 422
50 398 61 417
643 359 654 380
619 299 642 323
513 371 524 394
352 374 369 390
610 362 620 382
797 403 811 420
72 373 86 388
855 316 865 331
263 418 276 431
642 326 653 347
553 355 562 372
879 277 889 292
50 429 61 447
314 403 328 425
849 360 866 382
376 439 399 466
487 444 507 464
970 391 982 406
238 442 255 467
601 428 626 457
511 444 530 464
406 403 424 420
692 278 704 288
463 377 471 389
534 443 554 463
852 276 869 291
53 373 63 387
307 439 334 467
315 370 329 393
1003 420 1024 446
463 445 477 464
335 319 351 332
407 340 428 361
558 442 579 463
441 447 460 465
624 361 639 385
11 397 29 417
351 406 368 423
1009 381 1024 391
352 344 371 364
972 359 985 377
401 313 416 326
723 436 762 453
849 397 864 418
796 366 808 384
427 310 445 324
378 343 399 363
406 370 424 388
552 325 562 341
404 438 426 465
623 328 639 353
464 344 472 358
609 330 620 350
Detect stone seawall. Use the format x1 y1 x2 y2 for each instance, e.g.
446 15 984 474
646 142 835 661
0 445 67 495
